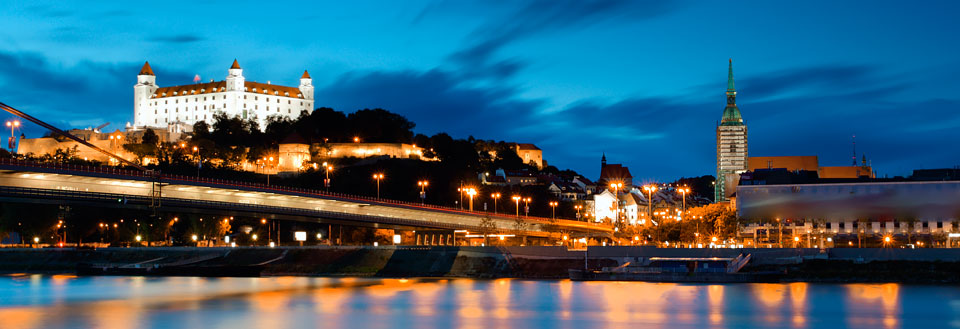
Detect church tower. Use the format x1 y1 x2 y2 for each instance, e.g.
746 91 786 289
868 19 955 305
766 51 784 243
133 61 158 127
715 59 748 203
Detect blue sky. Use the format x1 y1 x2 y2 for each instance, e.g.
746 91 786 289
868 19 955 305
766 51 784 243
1 0 959 182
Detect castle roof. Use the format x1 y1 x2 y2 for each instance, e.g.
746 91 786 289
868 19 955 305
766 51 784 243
230 59 241 69
301 70 311 79
139 61 154 76
151 81 303 99
515 143 540 150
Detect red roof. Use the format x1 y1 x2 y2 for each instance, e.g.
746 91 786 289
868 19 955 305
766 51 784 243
301 70 311 79
152 81 302 99
139 61 154 76
230 59 241 69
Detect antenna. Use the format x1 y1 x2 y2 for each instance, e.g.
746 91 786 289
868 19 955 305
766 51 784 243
851 135 857 166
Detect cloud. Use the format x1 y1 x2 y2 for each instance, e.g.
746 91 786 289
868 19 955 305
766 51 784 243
147 34 205 44
439 0 677 80
0 51 192 137
318 60 960 180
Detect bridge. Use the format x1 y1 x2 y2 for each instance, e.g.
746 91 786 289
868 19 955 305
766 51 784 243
0 159 612 240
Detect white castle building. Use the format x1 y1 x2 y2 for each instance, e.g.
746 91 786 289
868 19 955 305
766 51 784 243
133 60 314 131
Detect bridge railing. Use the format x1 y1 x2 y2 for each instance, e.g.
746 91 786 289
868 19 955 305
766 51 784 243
0 158 609 229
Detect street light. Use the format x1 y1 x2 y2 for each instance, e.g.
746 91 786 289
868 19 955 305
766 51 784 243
322 162 333 191
465 187 477 211
677 186 690 214
490 193 501 214
372 173 384 199
643 185 658 222
574 205 583 220
512 196 521 217
549 201 558 220
523 197 532 217
610 182 623 223
5 120 19 151
417 180 429 204
192 146 201 178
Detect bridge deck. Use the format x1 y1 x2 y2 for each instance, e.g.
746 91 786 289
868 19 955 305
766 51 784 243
0 160 611 237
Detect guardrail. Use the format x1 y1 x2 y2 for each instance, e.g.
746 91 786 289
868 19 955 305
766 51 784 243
0 185 469 230
0 158 611 232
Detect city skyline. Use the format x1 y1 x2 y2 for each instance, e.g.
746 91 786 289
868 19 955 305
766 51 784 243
1 1 959 181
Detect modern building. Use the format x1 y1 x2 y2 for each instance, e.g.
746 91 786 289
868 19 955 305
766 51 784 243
716 59 748 203
133 60 314 130
737 169 960 246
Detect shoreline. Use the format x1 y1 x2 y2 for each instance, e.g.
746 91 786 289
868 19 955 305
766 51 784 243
2 246 960 283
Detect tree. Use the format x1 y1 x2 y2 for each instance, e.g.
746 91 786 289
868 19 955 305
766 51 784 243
140 129 159 145
347 108 416 143
478 214 497 246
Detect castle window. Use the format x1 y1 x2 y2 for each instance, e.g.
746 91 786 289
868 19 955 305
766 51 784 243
173 92 178 96
284 92 289 96
298 94 302 98
243 95 246 99
201 89 205 93
276 99 279 103
162 93 167 97
244 87 249 91
288 100 291 104
266 106 269 111
266 97 269 102
255 96 258 101
253 88 257 92
274 91 278 95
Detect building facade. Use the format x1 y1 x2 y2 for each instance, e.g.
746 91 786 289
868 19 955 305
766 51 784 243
133 60 314 130
716 59 748 203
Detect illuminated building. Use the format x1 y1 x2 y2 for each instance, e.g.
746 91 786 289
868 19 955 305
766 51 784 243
716 59 748 203
133 60 313 130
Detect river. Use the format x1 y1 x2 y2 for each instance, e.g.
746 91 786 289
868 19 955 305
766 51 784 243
0 275 957 328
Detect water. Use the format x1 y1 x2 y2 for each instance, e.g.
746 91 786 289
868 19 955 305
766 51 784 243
0 275 958 329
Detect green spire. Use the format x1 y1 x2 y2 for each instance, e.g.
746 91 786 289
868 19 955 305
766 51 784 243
727 58 735 91
720 58 743 126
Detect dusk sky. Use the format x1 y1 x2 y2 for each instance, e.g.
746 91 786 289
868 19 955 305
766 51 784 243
2 1 958 182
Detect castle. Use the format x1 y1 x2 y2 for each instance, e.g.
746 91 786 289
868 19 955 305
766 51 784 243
133 60 314 131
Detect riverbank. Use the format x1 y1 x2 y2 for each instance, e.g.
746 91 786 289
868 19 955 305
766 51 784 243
2 246 960 283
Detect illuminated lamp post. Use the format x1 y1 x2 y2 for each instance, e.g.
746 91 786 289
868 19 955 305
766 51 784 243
574 205 583 220
417 180 429 205
464 187 477 211
490 193 501 214
192 146 200 178
5 120 19 151
523 197 532 217
372 173 385 199
609 182 623 223
512 196 521 217
323 162 333 191
549 201 558 220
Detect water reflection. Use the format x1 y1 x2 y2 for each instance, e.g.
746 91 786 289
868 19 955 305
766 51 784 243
0 276 957 329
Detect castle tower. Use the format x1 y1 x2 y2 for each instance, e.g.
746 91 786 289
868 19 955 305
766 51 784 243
299 70 314 100
226 59 245 92
134 61 158 127
715 59 748 203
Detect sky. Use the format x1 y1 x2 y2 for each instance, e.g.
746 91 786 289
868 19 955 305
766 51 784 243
1 0 959 182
